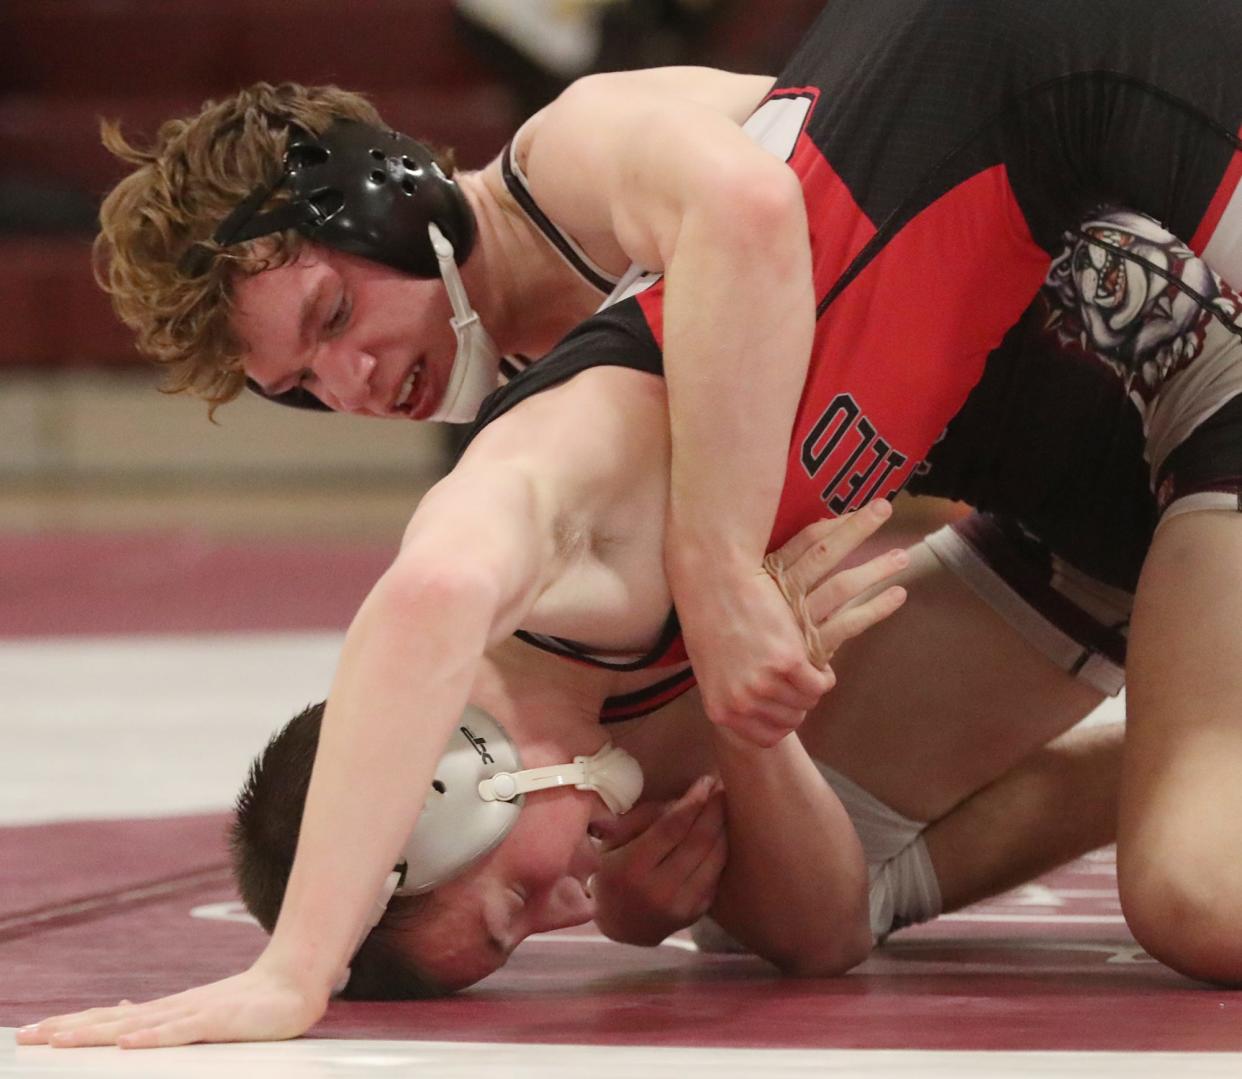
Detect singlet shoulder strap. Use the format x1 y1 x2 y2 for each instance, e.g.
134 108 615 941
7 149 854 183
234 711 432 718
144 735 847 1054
513 608 683 672
501 130 621 295
600 666 698 724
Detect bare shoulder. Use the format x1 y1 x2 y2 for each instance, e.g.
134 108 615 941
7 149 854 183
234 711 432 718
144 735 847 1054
520 68 773 154
560 67 773 122
462 365 670 493
445 366 673 646
517 65 781 271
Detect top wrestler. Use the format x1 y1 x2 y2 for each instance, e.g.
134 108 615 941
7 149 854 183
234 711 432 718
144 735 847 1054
92 0 1242 752
32 0 1242 1048
95 71 832 749
224 197 1242 1000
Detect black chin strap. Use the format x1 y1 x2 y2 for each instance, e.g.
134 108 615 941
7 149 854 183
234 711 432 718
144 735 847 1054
179 169 305 277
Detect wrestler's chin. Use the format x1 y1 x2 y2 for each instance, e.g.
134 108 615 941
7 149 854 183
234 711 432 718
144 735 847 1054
408 370 443 421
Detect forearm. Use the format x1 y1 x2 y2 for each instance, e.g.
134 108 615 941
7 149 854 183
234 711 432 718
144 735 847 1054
710 730 871 975
663 166 815 589
261 564 498 998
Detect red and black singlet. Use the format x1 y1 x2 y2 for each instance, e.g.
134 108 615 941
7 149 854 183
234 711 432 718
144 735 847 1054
463 0 1242 718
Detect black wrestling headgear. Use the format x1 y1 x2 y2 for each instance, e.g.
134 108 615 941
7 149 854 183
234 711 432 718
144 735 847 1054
183 119 476 279
182 119 478 413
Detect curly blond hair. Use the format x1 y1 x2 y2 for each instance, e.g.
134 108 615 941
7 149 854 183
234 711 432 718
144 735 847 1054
95 83 384 408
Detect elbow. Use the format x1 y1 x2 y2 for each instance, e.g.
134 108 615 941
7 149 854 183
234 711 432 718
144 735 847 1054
698 156 806 251
769 920 873 978
375 556 502 628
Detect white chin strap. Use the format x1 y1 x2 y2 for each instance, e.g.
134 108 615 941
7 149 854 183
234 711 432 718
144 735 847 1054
425 223 502 423
476 741 645 815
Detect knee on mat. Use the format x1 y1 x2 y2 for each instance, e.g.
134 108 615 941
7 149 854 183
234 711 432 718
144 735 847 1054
1120 861 1242 986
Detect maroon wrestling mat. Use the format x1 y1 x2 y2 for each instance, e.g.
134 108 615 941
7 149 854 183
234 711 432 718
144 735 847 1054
3 816 1237 1051
0 532 393 638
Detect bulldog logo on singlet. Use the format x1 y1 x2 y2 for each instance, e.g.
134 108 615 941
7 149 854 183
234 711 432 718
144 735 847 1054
1043 209 1237 403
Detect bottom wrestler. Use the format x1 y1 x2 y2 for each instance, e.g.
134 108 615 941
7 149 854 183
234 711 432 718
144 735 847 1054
226 518 1120 997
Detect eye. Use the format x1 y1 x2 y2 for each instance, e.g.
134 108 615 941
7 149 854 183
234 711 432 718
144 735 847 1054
325 293 351 336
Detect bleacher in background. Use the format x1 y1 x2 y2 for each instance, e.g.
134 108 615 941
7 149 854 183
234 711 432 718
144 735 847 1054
0 0 823 372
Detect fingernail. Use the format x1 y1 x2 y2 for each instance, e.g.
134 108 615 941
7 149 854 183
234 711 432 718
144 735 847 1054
872 498 892 517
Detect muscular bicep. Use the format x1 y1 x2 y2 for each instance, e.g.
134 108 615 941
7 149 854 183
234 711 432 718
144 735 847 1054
520 69 783 271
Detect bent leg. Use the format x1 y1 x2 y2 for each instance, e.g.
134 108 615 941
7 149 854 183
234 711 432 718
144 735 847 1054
802 523 1110 821
1120 509 1242 984
923 721 1122 916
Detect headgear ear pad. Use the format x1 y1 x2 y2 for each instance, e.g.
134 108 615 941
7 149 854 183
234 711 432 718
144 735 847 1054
191 118 477 281
280 121 477 279
342 705 644 993
392 704 644 896
396 705 525 894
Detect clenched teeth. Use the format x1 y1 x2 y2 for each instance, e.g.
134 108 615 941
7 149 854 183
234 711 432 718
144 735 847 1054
396 361 424 410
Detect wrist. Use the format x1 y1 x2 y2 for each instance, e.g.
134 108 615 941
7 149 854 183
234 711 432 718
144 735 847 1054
253 942 339 1009
664 533 754 588
711 725 799 766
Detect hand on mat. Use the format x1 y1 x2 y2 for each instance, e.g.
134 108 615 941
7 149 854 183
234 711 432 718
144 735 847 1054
678 499 907 747
591 774 727 946
16 963 327 1049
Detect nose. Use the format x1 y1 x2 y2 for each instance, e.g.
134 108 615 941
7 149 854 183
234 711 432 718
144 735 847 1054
315 349 379 413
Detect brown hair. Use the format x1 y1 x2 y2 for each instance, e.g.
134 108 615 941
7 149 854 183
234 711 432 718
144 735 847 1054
94 83 384 409
230 700 445 999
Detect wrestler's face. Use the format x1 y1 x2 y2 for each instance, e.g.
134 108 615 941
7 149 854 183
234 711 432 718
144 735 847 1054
390 787 609 991
232 243 459 419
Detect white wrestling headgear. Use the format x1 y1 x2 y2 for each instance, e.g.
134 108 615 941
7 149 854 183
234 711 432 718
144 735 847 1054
346 706 642 971
425 223 503 423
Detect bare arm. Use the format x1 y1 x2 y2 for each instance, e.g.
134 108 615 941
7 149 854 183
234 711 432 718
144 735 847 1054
262 463 564 997
524 68 829 744
19 369 673 1048
709 730 872 974
705 509 909 972
19 448 584 1047
593 509 908 964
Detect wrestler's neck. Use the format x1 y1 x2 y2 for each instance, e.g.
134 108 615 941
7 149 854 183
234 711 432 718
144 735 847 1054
457 166 605 357
468 636 614 765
